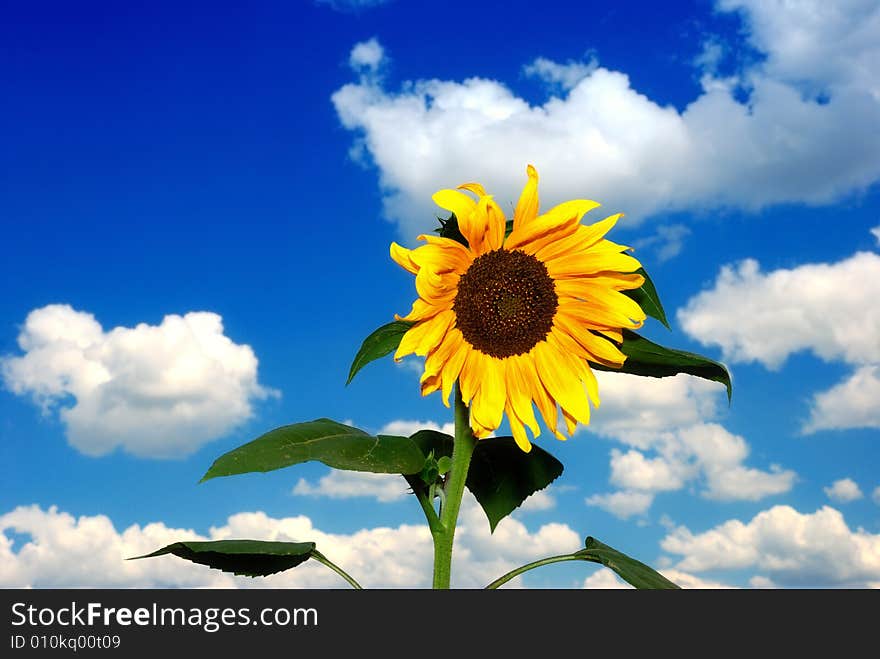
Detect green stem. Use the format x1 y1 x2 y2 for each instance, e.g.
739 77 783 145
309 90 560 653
431 384 477 589
414 484 444 536
484 553 589 589
309 549 363 589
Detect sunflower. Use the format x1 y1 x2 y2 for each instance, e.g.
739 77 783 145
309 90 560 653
390 165 646 452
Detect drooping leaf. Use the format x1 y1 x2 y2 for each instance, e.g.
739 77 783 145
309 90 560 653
594 329 732 401
200 419 426 482
129 540 315 577
409 430 563 532
468 438 564 531
347 320 414 385
578 536 680 589
624 267 670 329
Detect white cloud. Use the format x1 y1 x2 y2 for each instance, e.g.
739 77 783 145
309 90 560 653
349 38 385 74
748 575 777 588
804 365 880 433
332 1 880 239
0 304 273 458
678 246 880 434
632 223 691 262
0 498 583 588
659 569 737 589
585 491 654 519
517 490 556 513
584 373 795 514
872 225 880 245
589 372 721 445
873 486 880 505
823 478 864 503
609 449 687 492
678 252 880 369
292 471 409 503
661 504 880 587
582 569 631 589
676 424 796 502
523 55 599 92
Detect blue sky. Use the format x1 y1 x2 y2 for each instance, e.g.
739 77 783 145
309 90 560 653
2 0 879 588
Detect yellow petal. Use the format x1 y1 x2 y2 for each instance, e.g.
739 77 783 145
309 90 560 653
561 407 578 437
555 313 627 366
504 199 598 253
506 403 533 452
458 182 487 197
396 297 445 323
505 356 541 439
390 242 419 274
458 348 486 405
563 285 647 326
439 330 468 407
464 195 506 254
470 356 506 432
520 350 565 440
533 341 591 425
513 164 539 230
547 249 643 279
432 188 476 225
534 214 623 263
394 311 453 361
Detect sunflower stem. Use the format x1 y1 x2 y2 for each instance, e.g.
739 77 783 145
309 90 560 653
432 383 476 589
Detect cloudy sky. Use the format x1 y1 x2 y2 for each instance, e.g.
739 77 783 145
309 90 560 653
2 0 879 589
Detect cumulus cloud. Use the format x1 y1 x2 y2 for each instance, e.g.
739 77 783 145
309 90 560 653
585 491 654 519
0 500 581 589
349 37 385 75
804 365 880 433
661 504 880 587
678 245 880 434
873 486 880 505
1 304 273 458
332 0 880 239
632 224 691 262
583 372 794 516
872 225 880 245
823 478 864 503
523 55 599 92
678 252 880 369
292 471 409 503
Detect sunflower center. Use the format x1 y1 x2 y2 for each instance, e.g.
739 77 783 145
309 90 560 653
453 248 558 358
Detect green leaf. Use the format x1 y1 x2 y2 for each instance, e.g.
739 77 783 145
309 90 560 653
347 320 414 385
200 418 426 482
624 267 670 329
578 536 680 589
129 540 315 577
409 430 564 532
594 329 732 401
